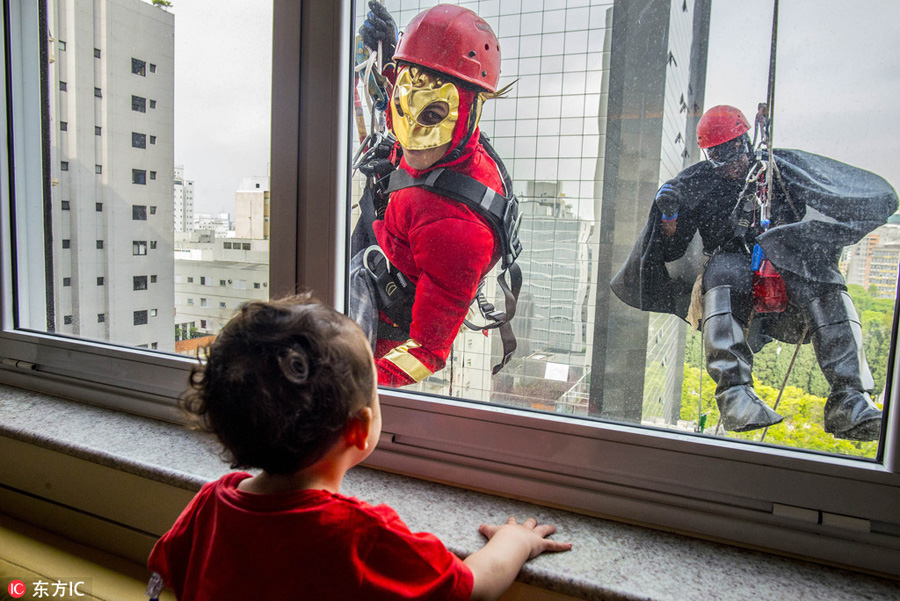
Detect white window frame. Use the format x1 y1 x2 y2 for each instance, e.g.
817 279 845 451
0 0 897 576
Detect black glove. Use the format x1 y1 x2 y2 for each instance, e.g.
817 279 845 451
655 181 682 219
358 1 397 64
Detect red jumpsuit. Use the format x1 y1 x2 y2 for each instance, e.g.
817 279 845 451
372 130 502 387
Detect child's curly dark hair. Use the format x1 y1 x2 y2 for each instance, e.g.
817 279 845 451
182 293 375 475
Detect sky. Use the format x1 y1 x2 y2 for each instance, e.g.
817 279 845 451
704 0 900 193
171 0 273 214
171 0 900 214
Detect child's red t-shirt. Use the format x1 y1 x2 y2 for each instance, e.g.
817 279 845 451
148 472 474 600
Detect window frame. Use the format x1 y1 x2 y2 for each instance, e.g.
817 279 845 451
0 0 897 577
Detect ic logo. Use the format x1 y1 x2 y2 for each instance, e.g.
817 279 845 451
8 580 26 598
385 282 398 296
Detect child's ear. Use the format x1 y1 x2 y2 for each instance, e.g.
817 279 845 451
346 407 374 451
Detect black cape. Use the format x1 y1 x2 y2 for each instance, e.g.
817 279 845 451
610 149 898 341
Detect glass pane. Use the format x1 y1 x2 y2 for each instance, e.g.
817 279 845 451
30 0 272 353
347 0 899 458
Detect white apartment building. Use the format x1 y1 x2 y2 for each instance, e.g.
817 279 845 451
174 232 269 345
234 176 270 240
174 165 195 233
48 0 175 351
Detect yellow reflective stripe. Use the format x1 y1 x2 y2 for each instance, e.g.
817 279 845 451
383 339 432 383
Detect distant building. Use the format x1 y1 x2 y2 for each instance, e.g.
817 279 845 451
234 176 270 240
47 0 175 350
174 166 195 233
193 212 232 237
842 224 900 298
174 231 269 347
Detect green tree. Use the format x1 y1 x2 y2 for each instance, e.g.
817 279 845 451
679 363 879 458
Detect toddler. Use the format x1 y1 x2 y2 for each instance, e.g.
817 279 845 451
148 294 571 600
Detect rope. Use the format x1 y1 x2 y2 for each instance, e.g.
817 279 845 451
759 326 808 442
698 332 704 433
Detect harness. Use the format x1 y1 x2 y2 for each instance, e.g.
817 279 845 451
353 132 523 375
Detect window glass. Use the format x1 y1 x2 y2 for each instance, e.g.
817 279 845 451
18 0 272 356
348 0 899 458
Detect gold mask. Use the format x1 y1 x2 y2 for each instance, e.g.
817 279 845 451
391 67 460 150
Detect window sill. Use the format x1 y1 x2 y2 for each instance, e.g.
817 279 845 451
1 383 898 600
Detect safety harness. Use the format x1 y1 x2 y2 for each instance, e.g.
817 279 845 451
353 132 523 375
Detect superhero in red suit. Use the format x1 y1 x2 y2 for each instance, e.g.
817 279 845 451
358 4 507 387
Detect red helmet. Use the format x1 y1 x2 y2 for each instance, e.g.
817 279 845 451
393 4 500 93
696 105 751 149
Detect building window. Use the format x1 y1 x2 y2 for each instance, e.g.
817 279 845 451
62 277 71 287
132 241 147 256
132 132 146 148
132 58 146 76
150 241 157 250
96 277 104 286
150 309 157 317
223 242 232 249
59 81 67 91
133 205 148 220
61 239 70 249
132 170 147 185
93 48 100 58
151 342 158 349
149 63 156 73
187 298 194 306
219 279 226 287
200 320 207 329
242 243 251 250
61 201 70 210
95 126 101 136
150 135 157 145
134 276 148 291
95 165 102 174
133 310 148 326
94 87 102 98
58 40 66 51
60 121 67 131
96 240 103 249
200 298 208 308
254 282 261 289
60 162 68 171
63 315 72 325
219 302 226 309
150 171 157 180
200 277 206 286
98 314 105 323
96 203 103 212
149 99 157 109
150 275 157 283
149 206 157 215
187 277 193 283
132 95 146 112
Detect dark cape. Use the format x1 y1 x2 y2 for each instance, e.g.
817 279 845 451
610 149 898 342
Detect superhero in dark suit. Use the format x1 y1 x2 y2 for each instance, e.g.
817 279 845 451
612 105 898 441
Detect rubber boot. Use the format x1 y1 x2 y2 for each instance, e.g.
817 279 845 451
806 290 882 441
702 286 784 432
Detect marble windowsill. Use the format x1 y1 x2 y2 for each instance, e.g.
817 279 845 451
2 383 900 601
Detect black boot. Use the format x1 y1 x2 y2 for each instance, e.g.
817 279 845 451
806 290 882 441
702 286 783 432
